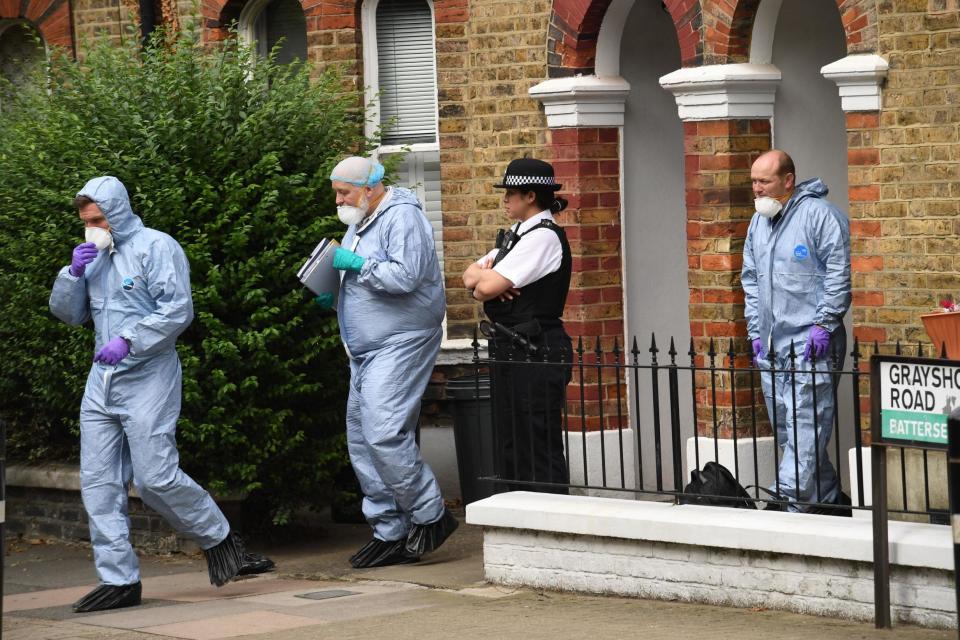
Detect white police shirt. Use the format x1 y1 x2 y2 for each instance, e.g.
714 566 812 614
478 211 563 289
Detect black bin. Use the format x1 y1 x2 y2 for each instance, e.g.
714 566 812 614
447 374 497 505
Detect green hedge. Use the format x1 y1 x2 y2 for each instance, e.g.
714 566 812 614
0 29 368 526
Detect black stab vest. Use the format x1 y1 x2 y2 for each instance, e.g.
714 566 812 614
483 220 572 329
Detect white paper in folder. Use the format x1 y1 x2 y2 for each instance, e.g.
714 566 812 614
297 238 341 299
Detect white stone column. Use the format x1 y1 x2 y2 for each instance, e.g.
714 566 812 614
658 63 781 121
820 54 889 112
528 75 631 129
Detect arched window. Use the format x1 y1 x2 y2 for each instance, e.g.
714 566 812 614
0 21 46 90
363 0 443 266
240 0 308 65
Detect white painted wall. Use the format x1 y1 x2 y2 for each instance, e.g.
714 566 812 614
469 493 957 629
771 0 848 213
619 0 691 493
419 425 461 500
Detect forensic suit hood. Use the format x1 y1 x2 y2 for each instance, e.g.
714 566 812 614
741 177 851 358
49 177 228 587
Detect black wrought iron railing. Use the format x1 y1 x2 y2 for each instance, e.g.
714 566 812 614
467 328 950 522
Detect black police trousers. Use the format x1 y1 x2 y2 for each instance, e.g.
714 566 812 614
489 326 572 494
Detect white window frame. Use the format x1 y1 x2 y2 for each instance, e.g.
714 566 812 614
238 0 307 61
238 0 272 57
362 0 472 349
361 0 440 155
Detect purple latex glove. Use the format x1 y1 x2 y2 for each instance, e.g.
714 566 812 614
803 325 831 362
751 338 766 365
94 337 130 365
69 242 99 277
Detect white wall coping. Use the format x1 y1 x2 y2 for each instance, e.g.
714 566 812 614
6 463 244 501
820 54 889 112
820 53 890 79
659 63 782 87
658 63 781 121
7 463 80 491
528 75 631 129
466 491 952 571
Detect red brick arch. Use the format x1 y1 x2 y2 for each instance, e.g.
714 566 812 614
547 0 702 77
723 0 877 62
0 0 73 51
548 0 878 77
201 0 360 43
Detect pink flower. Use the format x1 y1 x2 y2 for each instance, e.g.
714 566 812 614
941 299 958 312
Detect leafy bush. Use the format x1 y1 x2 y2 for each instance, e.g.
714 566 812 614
0 28 368 525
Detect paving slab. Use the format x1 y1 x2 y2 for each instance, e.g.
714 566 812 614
12 599 177 622
4 584 97 612
264 589 440 623
5 616 160 640
138 610 322 639
4 513 956 640
235 581 424 608
145 574 322 603
73 597 253 629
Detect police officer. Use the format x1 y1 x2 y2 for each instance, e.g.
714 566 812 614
462 158 572 494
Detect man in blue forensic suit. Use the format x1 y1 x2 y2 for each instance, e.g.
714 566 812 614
741 150 851 513
50 176 273 613
328 156 458 568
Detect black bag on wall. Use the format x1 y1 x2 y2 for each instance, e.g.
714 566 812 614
679 461 756 509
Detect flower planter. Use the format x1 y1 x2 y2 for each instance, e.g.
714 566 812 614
921 311 960 360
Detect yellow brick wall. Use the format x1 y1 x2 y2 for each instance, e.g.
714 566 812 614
72 0 138 54
852 1 960 349
439 0 553 340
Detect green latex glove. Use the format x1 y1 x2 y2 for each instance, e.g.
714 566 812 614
313 292 335 310
333 247 365 273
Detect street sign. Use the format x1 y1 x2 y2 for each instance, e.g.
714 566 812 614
873 355 959 450
870 354 960 631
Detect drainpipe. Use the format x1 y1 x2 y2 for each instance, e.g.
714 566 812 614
139 0 156 47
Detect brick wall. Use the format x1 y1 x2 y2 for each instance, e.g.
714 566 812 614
72 0 138 52
852 2 960 350
0 0 74 51
548 127 623 428
483 528 956 629
683 119 771 435
5 486 218 554
439 0 554 340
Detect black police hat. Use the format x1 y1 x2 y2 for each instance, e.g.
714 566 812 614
493 158 562 191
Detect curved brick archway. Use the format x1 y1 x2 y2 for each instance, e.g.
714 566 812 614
202 0 360 43
725 0 877 62
547 0 701 77
547 0 703 78
548 0 878 77
0 0 73 51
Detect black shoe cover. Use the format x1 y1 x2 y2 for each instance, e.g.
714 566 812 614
73 582 142 613
237 551 276 576
405 508 459 556
349 538 420 569
203 531 245 587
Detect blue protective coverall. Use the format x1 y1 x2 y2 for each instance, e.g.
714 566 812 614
49 177 229 586
338 187 446 542
741 177 851 511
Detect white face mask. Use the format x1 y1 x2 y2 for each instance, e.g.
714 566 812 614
337 192 369 226
754 196 783 218
85 226 114 251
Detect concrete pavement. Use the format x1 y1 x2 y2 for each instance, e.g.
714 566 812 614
3 511 954 639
